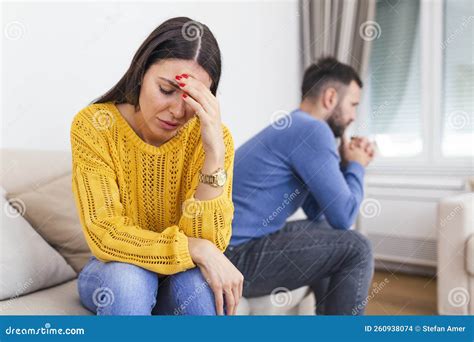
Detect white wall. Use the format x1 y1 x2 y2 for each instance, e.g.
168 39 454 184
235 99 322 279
1 0 301 150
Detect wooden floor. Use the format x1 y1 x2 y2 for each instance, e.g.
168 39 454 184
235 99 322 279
365 271 437 315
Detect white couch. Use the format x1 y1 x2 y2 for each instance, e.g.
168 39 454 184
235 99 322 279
0 148 314 315
437 192 474 315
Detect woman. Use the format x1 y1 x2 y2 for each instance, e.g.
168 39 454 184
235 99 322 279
70 17 243 316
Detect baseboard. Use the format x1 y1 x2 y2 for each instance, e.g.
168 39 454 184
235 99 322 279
374 259 437 277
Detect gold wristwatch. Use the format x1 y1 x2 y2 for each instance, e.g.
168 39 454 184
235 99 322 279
198 168 227 187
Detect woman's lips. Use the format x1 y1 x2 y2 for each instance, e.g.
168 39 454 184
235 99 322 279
157 118 179 130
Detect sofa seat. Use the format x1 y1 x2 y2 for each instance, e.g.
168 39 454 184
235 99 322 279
0 278 314 316
0 280 91 315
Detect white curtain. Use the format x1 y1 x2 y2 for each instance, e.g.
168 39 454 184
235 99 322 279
300 0 376 77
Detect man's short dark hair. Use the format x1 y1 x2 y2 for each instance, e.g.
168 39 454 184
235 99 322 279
301 57 363 101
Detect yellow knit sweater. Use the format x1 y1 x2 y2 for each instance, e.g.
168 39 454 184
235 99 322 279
70 102 234 275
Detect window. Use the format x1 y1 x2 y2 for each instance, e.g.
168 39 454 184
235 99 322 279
363 0 422 158
442 0 473 157
356 0 473 171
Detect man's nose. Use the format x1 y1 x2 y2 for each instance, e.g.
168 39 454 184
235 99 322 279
350 111 357 121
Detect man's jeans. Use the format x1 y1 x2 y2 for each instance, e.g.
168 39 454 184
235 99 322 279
224 219 374 315
77 256 216 315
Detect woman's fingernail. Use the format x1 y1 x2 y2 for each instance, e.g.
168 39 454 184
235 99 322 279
182 93 187 98
178 83 185 87
181 74 189 79
175 75 182 80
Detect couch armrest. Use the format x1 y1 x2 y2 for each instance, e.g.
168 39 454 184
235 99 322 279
437 193 473 315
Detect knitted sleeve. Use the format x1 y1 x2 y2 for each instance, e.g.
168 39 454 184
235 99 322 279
178 126 235 252
70 113 195 275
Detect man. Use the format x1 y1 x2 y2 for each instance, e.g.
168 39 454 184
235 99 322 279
225 57 375 315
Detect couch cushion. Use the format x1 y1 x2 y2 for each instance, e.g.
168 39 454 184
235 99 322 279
0 149 71 195
8 174 91 273
244 286 312 315
0 279 91 315
0 277 312 316
0 187 76 301
0 279 313 316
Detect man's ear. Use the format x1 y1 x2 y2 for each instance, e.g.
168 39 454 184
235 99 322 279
322 87 339 112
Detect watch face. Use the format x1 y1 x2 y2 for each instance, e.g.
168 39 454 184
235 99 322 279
216 171 227 186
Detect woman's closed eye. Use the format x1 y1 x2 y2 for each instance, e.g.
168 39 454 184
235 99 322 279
159 86 175 96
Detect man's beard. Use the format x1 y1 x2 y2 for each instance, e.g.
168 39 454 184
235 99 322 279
327 105 347 138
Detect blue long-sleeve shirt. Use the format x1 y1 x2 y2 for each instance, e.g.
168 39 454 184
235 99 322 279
230 109 365 246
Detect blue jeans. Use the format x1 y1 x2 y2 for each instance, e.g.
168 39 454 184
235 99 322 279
224 219 374 315
77 256 216 315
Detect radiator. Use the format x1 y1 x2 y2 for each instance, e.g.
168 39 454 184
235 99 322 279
357 175 466 268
